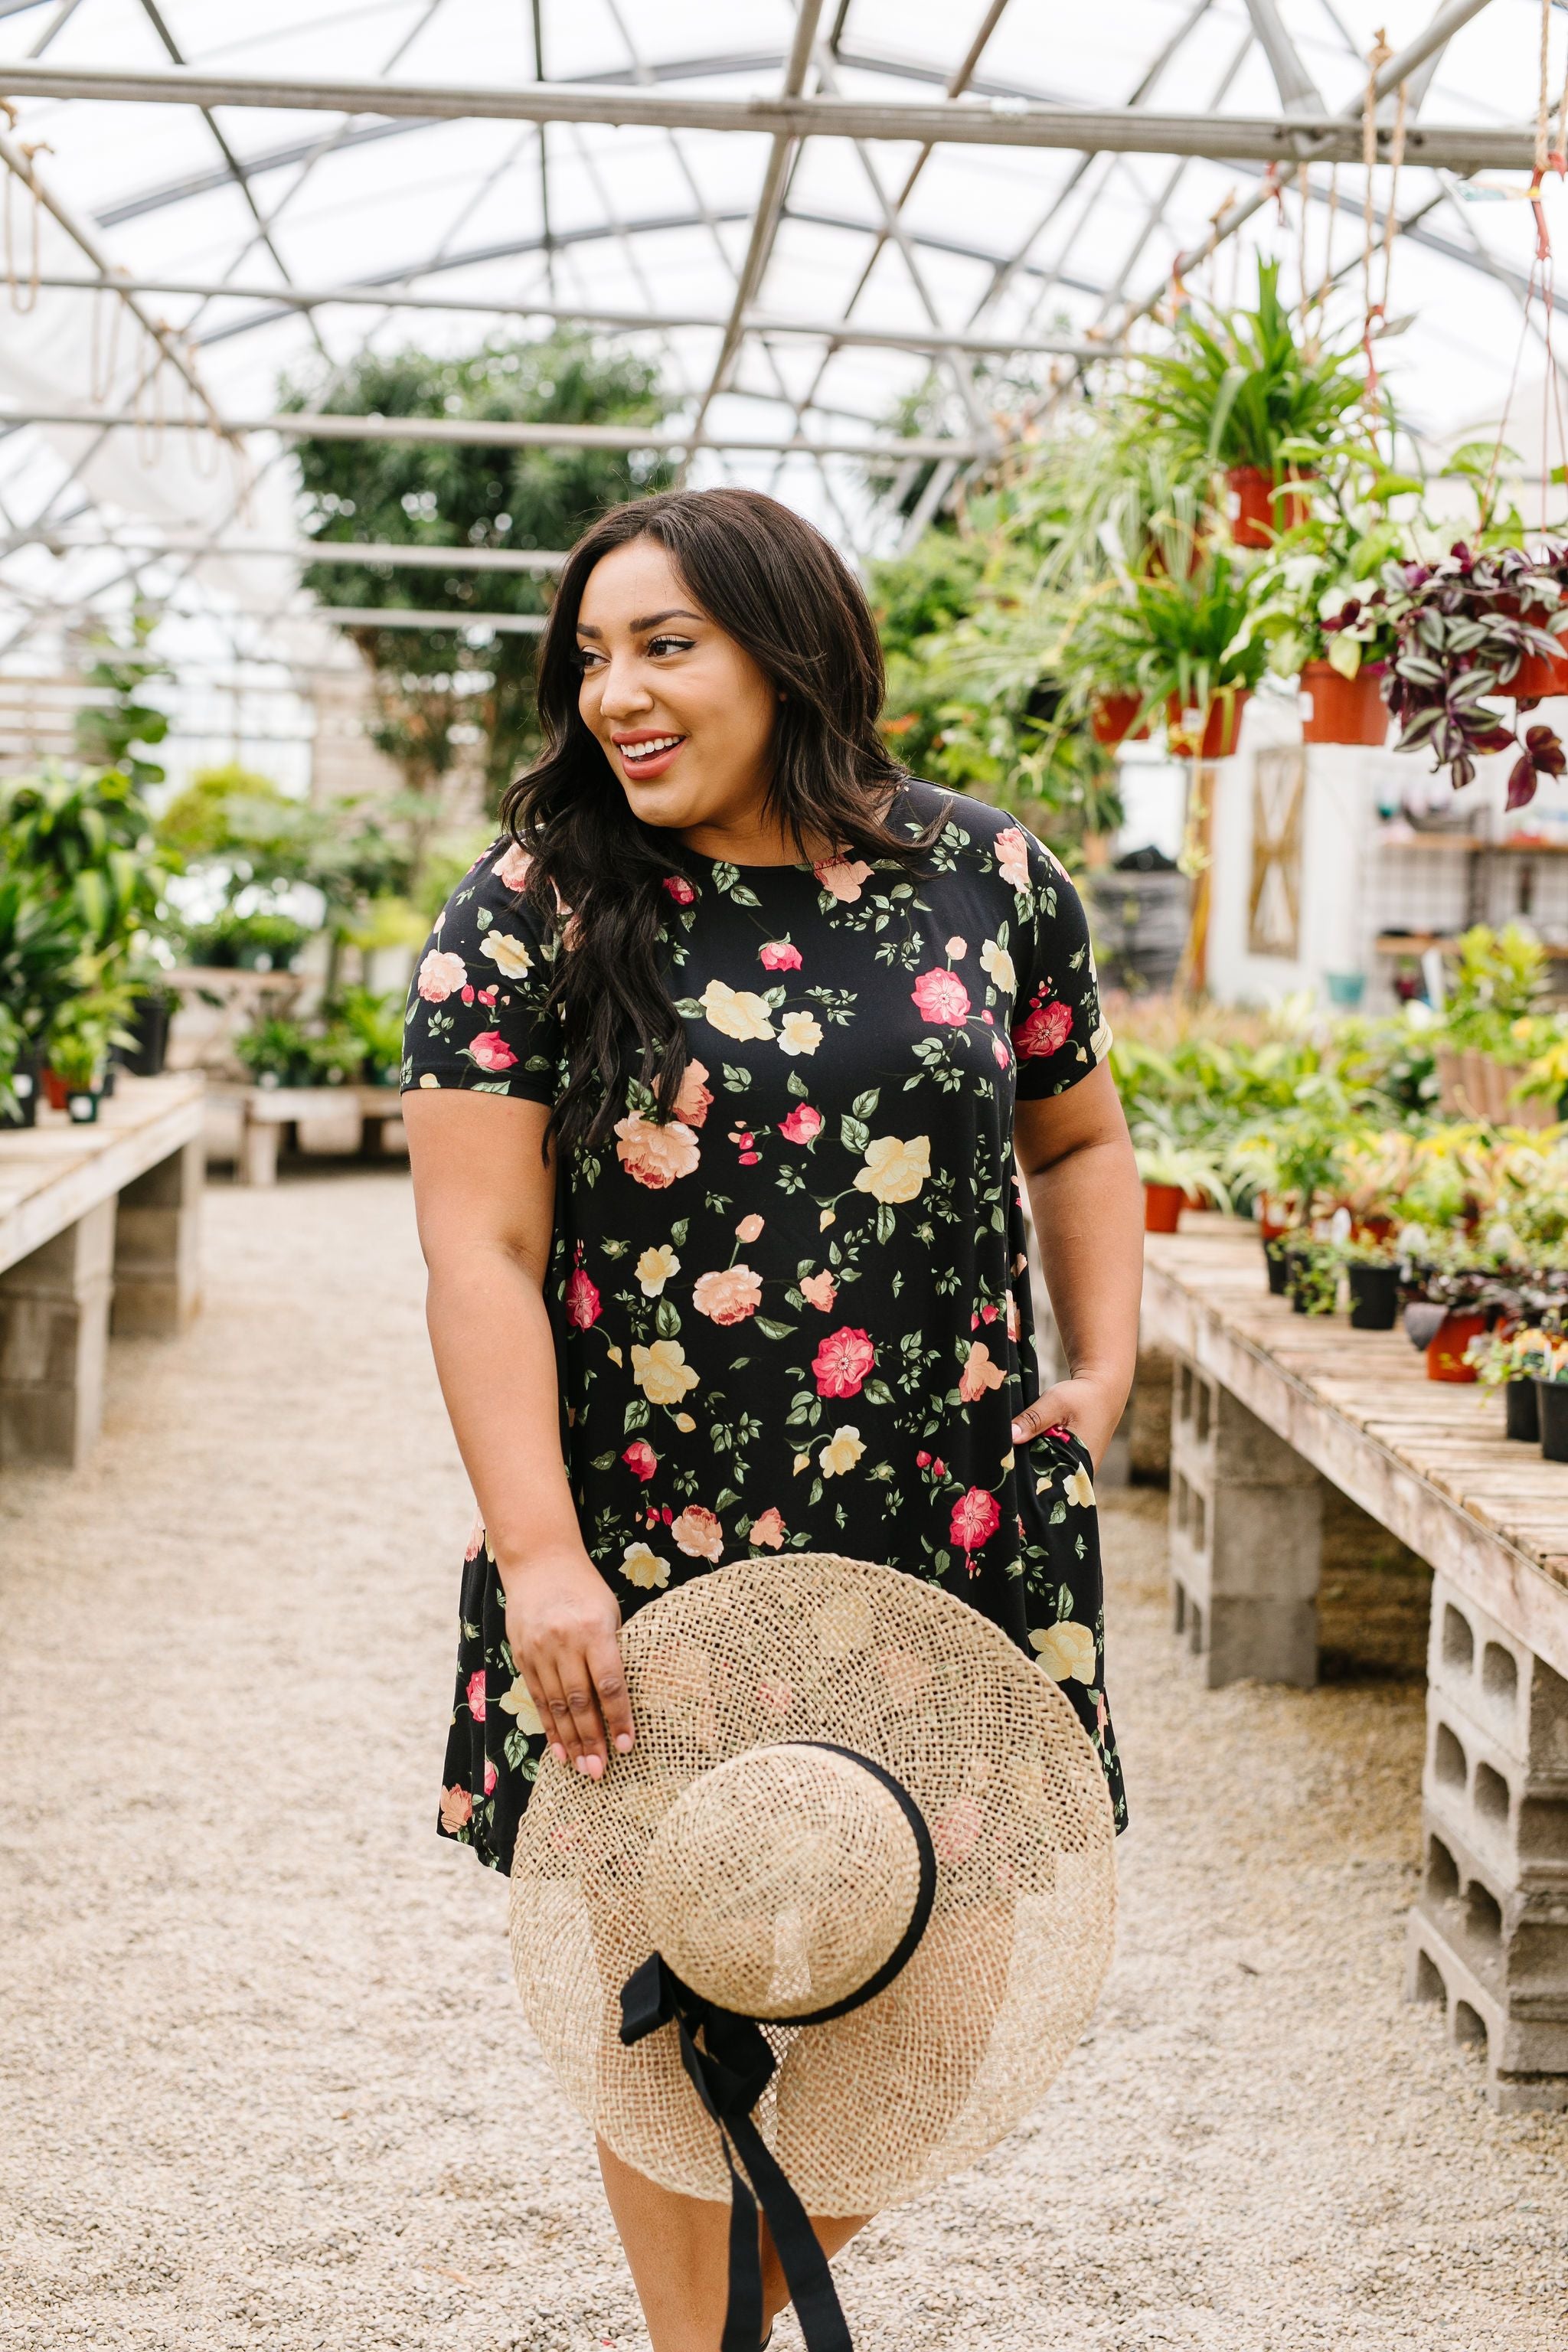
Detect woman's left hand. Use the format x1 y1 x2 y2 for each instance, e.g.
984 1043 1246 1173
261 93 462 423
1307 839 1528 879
1011 1374 1125 1471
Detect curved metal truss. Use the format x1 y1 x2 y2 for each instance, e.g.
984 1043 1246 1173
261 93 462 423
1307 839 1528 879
0 0 1560 678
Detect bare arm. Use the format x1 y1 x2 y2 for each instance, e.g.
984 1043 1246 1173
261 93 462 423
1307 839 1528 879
1012 1061 1143 1468
402 1089 631 1779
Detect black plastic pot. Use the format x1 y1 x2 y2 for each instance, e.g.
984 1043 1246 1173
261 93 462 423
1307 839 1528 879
1264 1236 1290 1295
125 992 172 1078
1506 1378 1540 1442
64 1087 100 1125
1348 1263 1400 1331
1538 1380 1568 1463
2 1044 41 1128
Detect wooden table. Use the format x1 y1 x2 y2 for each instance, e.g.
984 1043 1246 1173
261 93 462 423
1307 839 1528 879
215 1082 405 1186
0 1074 204 1470
1140 1223 1568 2112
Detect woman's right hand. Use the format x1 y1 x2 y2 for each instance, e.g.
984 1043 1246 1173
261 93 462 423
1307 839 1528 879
501 1548 633 1779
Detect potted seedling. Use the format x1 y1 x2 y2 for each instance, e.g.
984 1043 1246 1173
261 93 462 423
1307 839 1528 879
1286 1236 1341 1316
234 1014 317 1089
1133 1136 1232 1233
1535 1335 1568 1462
44 998 116 1123
1467 1322 1553 1442
1338 1231 1402 1329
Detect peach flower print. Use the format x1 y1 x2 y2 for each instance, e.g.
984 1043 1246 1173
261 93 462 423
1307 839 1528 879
1030 1620 1097 1682
800 1269 837 1312
736 1213 765 1243
994 827 1031 893
494 842 532 890
673 1056 713 1127
672 1504 725 1561
614 1113 701 1188
439 1785 472 1833
693 1264 763 1325
417 948 466 1002
464 1511 485 1562
958 1339 1006 1403
498 1677 542 1735
749 1507 786 1549
813 857 874 903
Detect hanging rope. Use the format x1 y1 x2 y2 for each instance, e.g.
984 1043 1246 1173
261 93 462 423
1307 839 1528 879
1361 30 1395 415
2 124 51 315
87 277 124 407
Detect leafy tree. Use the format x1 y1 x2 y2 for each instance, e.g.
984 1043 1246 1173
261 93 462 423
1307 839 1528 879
71 603 172 789
281 332 676 816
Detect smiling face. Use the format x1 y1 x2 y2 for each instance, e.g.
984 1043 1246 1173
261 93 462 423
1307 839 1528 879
573 535 789 861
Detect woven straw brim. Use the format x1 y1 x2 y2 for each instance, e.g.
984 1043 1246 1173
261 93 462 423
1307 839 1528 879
509 1553 1116 2216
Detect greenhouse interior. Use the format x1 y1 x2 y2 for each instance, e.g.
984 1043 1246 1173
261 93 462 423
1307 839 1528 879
5 4 1568 2348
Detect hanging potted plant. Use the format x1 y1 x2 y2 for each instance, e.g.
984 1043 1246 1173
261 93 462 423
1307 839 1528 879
1127 259 1369 548
1112 550 1266 760
1244 505 1406 744
1378 541 1568 810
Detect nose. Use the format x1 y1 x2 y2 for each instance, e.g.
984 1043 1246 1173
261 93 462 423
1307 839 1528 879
595 650 654 721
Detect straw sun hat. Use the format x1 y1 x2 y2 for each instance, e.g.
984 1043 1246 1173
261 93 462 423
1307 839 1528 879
510 1552 1116 2352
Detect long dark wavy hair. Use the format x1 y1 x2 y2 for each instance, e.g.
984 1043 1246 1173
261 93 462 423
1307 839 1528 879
501 486 934 1152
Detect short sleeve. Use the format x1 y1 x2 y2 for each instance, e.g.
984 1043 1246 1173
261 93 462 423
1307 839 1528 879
401 837 565 1105
997 823 1112 1101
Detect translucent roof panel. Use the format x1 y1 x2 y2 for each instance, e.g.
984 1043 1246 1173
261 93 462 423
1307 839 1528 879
0 0 1566 681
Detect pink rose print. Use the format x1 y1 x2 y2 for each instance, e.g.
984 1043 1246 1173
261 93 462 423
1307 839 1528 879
460 985 475 1005
672 1504 725 1561
911 967 971 1026
812 1326 875 1399
464 1511 484 1562
466 1668 487 1721
759 940 803 970
799 1269 837 1312
614 1113 700 1187
622 1439 658 1481
994 827 1031 893
440 1784 473 1833
1006 1291 1021 1339
1012 1000 1072 1060
728 1123 761 1167
417 948 467 1003
662 874 697 906
813 857 874 903
736 1213 765 1244
468 1030 518 1073
564 1269 601 1330
779 1103 823 1145
749 1507 786 1549
693 1264 763 1324
950 1485 1001 1558
672 1056 713 1128
495 843 532 890
991 1037 1011 1068
483 1759 498 1795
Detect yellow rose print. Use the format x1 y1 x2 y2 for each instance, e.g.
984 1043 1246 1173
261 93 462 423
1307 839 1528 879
622 1541 671 1590
1065 1465 1096 1509
852 1134 931 1205
480 931 533 979
700 977 776 1040
498 1678 543 1734
631 1338 700 1406
779 1009 823 1056
818 1425 866 1477
635 1243 681 1296
1030 1621 1097 1683
979 938 1015 992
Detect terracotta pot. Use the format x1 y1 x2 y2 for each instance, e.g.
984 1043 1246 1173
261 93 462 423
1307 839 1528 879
1353 1214 1396 1244
42 1069 69 1112
1426 1309 1486 1383
1510 646 1568 699
1090 693 1150 747
1226 465 1313 549
1166 690 1250 760
1299 659 1389 746
1143 1181 1187 1234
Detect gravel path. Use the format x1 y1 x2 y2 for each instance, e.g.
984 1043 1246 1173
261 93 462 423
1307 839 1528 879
2 1172 1565 2352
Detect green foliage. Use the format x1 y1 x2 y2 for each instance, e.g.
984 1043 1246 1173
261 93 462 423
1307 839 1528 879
45 978 138 1089
0 869 87 1038
71 604 171 790
1129 259 1370 475
156 765 299 877
281 331 676 808
0 760 171 959
178 909 310 972
331 985 405 1076
1440 923 1548 1054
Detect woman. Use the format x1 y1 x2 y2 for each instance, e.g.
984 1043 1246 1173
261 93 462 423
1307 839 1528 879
401 485 1143 2352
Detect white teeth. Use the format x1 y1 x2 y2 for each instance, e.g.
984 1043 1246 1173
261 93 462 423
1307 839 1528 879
621 735 682 759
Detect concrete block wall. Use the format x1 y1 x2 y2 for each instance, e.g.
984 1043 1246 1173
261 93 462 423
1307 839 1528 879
1169 1354 1323 1688
1406 1572 1568 2109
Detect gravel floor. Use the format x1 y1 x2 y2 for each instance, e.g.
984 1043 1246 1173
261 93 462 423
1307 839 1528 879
2 1171 1566 2352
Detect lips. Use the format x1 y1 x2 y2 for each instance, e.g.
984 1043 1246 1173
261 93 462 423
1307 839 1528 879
614 732 687 778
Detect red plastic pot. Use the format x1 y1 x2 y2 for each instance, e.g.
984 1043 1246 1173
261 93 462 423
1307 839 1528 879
1167 691 1250 759
1143 1181 1187 1234
1226 465 1313 549
1300 659 1389 746
42 1069 68 1112
1091 693 1150 747
1426 1310 1486 1383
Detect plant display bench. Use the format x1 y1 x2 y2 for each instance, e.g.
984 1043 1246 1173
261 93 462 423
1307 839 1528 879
0 1074 204 1471
1141 1225 1568 2112
225 1083 405 1187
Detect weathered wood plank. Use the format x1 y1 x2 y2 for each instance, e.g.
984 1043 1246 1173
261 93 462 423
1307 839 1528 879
0 1077 205 1278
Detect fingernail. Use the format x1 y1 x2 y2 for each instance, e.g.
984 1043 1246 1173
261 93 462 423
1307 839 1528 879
549 1744 567 1764
574 1756 590 1775
615 1733 634 1753
585 1755 604 1779
1011 1421 1024 1442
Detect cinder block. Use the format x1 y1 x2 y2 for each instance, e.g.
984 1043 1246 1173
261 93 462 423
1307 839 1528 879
0 1200 116 1468
1168 1354 1323 1687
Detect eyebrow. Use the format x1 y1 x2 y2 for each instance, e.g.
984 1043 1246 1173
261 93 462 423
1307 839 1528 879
576 608 704 639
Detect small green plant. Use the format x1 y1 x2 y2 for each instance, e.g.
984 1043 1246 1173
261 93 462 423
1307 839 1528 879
1132 1136 1233 1210
46 985 135 1091
180 909 309 972
234 1017 315 1086
332 986 405 1079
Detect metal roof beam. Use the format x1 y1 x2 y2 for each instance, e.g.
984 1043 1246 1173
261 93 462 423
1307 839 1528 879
31 536 570 570
0 59 1538 169
1242 0 1325 113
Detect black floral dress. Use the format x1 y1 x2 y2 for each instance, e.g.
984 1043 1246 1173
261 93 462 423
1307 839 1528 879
403 779 1126 1870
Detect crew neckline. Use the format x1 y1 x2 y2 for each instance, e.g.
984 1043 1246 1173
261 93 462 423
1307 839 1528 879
668 783 913 874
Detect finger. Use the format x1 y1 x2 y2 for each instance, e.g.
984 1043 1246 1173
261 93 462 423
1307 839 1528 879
531 1657 586 1767
586 1632 636 1758
1011 1388 1073 1444
521 1665 569 1766
561 1651 612 1777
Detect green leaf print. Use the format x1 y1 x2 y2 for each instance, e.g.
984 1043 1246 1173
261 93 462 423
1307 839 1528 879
875 1201 897 1245
720 1063 751 1093
730 886 763 909
863 1379 894 1406
475 906 493 929
786 1070 810 1099
624 1396 651 1434
470 1080 511 1095
753 1316 796 1341
840 1113 870 1152
851 1088 880 1119
655 1298 681 1338
670 1219 689 1246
